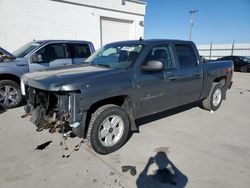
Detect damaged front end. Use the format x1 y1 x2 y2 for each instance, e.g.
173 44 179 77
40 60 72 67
24 87 85 137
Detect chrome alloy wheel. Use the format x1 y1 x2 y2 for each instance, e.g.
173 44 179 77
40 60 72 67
212 88 222 107
98 115 125 147
0 85 20 108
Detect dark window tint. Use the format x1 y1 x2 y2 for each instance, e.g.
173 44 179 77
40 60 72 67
69 43 91 58
36 43 66 63
145 45 175 69
175 44 197 68
221 56 232 60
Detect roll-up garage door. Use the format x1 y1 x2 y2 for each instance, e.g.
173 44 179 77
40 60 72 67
101 17 133 46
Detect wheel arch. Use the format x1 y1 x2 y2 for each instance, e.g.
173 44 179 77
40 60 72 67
83 95 137 138
0 73 20 86
213 76 226 99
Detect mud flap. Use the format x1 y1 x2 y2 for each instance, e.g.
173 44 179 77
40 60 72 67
122 98 138 132
71 111 87 138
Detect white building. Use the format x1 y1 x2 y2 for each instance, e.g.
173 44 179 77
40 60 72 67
0 0 146 51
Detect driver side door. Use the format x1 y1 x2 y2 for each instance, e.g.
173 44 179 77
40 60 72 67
29 43 72 72
135 44 180 118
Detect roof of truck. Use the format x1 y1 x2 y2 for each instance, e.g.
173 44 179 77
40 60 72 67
110 39 193 45
34 40 93 44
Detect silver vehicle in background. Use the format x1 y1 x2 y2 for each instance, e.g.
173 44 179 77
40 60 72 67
0 40 95 108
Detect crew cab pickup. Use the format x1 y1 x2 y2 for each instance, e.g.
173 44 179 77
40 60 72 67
0 40 94 108
21 39 233 154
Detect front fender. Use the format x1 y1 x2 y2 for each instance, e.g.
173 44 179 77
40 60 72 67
0 66 27 78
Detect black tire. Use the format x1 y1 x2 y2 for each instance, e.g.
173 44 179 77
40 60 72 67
201 83 223 111
86 104 130 155
240 66 248 72
0 80 23 109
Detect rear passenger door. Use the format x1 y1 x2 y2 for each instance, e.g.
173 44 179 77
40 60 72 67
29 43 72 72
173 43 203 105
68 43 92 64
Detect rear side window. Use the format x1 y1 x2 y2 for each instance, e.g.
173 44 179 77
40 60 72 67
69 43 91 58
175 44 198 68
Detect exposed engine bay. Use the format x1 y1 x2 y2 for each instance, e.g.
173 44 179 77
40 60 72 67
23 86 84 136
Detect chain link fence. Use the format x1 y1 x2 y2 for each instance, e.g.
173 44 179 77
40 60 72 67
197 42 250 60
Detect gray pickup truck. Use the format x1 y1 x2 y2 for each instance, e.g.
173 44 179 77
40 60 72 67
0 40 94 108
22 39 233 154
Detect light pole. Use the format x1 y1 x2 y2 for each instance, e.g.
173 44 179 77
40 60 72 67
189 10 198 41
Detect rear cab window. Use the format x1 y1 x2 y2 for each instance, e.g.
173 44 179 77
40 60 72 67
175 44 198 69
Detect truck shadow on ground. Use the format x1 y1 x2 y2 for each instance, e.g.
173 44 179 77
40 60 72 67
135 101 200 128
0 104 6 114
136 151 188 188
123 102 200 147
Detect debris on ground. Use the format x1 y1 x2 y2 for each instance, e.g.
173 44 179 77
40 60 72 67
35 141 52 150
121 165 137 176
61 139 84 158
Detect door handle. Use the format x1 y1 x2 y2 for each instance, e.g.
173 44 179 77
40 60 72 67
164 72 178 81
169 76 178 81
195 72 201 77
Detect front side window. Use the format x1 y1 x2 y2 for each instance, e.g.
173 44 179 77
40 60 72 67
86 43 143 70
175 44 198 69
145 45 175 69
32 43 66 63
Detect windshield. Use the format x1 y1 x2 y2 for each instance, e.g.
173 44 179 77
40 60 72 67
85 43 144 69
12 41 42 58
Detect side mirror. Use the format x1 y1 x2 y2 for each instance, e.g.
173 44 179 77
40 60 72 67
200 56 206 63
32 53 43 63
141 60 164 72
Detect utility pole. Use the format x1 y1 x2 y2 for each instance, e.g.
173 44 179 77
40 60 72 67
189 10 199 41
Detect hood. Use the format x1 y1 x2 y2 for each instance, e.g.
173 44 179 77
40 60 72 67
22 64 119 91
0 47 16 59
0 57 27 66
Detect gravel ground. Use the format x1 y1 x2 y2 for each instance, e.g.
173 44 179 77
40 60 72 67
0 72 250 188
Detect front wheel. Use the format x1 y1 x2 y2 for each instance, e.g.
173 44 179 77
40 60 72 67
201 83 223 111
0 80 23 109
86 104 130 155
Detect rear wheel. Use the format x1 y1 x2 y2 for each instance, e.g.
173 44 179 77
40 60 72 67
201 83 223 111
240 66 248 72
86 104 130 155
0 80 23 109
